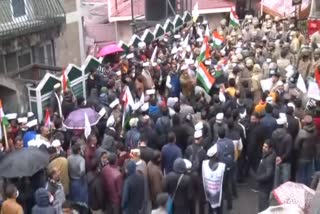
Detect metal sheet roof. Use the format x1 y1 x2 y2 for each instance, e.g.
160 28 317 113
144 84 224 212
0 0 66 40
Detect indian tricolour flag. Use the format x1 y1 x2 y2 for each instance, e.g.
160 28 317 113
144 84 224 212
62 68 70 93
0 100 8 140
197 62 215 92
198 42 206 62
230 7 240 27
212 31 224 47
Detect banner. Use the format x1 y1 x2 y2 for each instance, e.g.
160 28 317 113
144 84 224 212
202 160 225 209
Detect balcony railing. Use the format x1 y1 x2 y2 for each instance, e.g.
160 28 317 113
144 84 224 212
0 0 66 40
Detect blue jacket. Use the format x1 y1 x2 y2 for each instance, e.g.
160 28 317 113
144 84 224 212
261 114 277 139
23 130 37 147
168 73 180 98
161 143 182 174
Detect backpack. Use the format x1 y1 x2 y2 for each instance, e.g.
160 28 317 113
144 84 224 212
217 139 235 169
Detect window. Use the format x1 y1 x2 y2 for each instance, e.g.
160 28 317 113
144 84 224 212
5 53 18 73
46 43 53 66
35 46 45 64
10 0 28 20
0 56 4 74
18 51 32 68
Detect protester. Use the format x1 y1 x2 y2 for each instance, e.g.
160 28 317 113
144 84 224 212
2 11 320 214
32 188 56 214
1 184 23 214
121 160 145 214
253 140 276 212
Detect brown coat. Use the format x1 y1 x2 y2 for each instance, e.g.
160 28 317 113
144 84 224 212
48 157 70 195
147 161 163 206
1 199 23 214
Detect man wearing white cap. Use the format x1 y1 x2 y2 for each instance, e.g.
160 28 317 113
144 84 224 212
23 119 38 148
202 144 225 213
125 118 140 149
212 112 227 142
211 127 235 210
271 113 293 188
184 129 207 214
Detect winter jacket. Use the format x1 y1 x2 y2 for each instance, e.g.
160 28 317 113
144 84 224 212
125 128 140 150
256 151 276 193
147 161 163 207
122 161 145 214
261 113 278 139
172 124 191 154
101 129 117 153
84 145 97 172
161 143 182 174
184 143 207 175
294 124 318 161
101 164 123 206
139 146 155 164
140 126 160 150
286 114 300 140
271 128 293 163
32 188 56 214
61 93 76 119
46 181 65 214
156 116 172 148
164 160 193 214
87 171 105 211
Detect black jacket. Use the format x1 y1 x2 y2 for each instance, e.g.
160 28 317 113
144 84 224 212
271 127 293 163
87 171 105 211
256 150 276 193
286 114 300 140
122 162 145 214
164 172 193 214
295 124 318 161
139 146 155 164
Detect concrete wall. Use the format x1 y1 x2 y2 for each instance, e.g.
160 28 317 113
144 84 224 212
116 21 133 42
204 13 228 30
55 0 84 67
0 75 28 113
55 22 81 66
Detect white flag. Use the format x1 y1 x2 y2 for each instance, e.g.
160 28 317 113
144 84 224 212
84 112 91 139
151 46 158 63
297 74 307 94
192 2 199 22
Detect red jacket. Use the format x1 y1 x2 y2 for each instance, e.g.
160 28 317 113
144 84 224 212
101 164 123 205
315 67 320 87
314 117 320 138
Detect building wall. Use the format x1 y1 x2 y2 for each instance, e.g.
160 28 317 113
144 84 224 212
55 22 81 66
55 0 84 67
204 13 228 29
116 21 134 42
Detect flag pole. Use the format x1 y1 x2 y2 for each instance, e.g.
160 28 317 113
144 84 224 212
2 123 8 150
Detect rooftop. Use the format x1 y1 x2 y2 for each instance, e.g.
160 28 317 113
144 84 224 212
0 0 65 40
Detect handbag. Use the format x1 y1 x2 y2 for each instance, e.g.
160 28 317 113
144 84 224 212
167 174 184 214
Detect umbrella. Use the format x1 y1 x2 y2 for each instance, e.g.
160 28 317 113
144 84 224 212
97 44 124 57
259 204 304 214
0 148 49 178
272 181 315 213
63 108 103 129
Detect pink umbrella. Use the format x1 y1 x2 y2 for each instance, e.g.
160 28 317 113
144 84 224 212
97 44 124 57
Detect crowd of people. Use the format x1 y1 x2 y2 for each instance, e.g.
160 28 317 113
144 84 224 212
1 12 320 214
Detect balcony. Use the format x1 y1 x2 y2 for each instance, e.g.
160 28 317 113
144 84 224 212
0 0 66 40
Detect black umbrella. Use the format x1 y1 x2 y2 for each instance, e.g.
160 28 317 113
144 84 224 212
0 148 49 178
